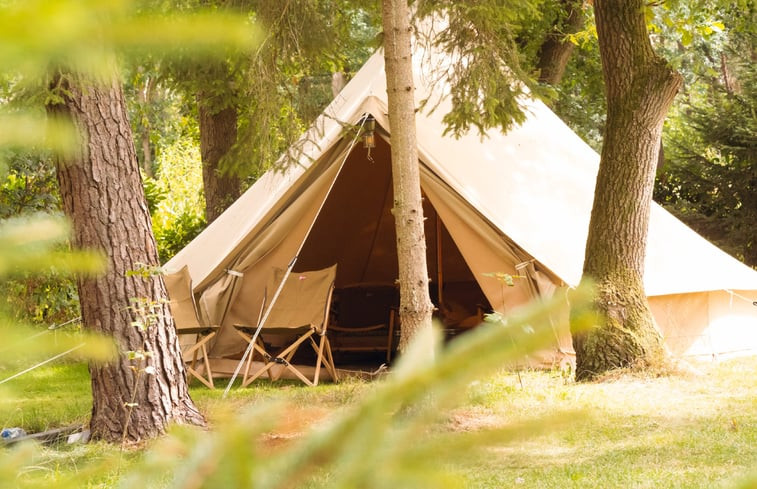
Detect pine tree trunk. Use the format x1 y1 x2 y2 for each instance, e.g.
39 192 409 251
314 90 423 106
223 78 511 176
47 69 205 442
536 0 585 86
572 0 682 381
197 95 241 224
381 0 435 353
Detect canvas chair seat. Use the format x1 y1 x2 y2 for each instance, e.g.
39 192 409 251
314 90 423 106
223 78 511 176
233 265 339 387
164 265 220 388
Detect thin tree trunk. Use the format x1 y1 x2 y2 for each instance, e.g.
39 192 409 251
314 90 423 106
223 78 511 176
536 0 585 86
138 75 154 179
47 68 205 442
197 94 241 224
381 0 435 353
572 0 682 380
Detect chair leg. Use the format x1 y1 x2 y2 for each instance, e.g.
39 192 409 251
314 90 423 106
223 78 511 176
323 337 338 383
183 332 217 389
201 341 214 388
243 330 316 387
242 339 273 386
312 335 326 386
387 309 396 363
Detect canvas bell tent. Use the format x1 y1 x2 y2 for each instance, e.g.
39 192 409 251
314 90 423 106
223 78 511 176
165 44 757 367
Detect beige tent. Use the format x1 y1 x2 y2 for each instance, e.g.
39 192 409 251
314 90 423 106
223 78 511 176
165 43 757 365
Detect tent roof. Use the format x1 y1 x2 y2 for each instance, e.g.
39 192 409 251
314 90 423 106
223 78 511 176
166 45 757 297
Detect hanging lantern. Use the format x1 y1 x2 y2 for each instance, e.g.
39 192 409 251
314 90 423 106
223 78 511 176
363 114 376 149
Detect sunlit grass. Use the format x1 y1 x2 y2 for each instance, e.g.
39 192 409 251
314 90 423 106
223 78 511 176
3 356 757 488
0 362 91 433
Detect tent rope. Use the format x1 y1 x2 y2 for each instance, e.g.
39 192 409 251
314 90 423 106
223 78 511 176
0 343 85 385
222 114 371 397
724 289 757 307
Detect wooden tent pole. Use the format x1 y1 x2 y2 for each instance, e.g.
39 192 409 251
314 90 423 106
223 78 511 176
436 213 444 310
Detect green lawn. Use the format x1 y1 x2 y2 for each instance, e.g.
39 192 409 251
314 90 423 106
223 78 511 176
2 357 756 488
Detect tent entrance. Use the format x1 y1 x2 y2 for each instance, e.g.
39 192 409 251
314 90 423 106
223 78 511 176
295 137 491 361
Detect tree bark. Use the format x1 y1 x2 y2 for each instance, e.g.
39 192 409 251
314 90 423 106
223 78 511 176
197 94 241 224
536 0 585 86
381 0 435 353
47 69 205 442
572 0 682 380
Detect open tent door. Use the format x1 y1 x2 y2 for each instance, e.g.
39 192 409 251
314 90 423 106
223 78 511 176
294 136 525 359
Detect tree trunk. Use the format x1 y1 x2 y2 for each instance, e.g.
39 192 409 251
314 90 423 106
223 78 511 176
47 69 205 442
536 0 585 86
197 94 241 224
572 0 682 381
381 0 435 353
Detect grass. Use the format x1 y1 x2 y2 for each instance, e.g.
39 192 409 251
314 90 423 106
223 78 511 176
0 362 91 433
1 357 756 488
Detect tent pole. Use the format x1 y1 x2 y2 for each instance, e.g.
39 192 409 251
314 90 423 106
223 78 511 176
223 115 370 397
436 213 444 312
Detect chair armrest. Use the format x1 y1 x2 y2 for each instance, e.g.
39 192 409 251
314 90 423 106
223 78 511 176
330 323 387 333
177 325 220 336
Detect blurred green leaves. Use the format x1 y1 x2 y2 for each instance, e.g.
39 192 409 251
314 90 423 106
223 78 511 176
0 115 80 157
0 0 261 80
0 215 101 277
113 283 596 489
0 0 261 156
0 214 114 370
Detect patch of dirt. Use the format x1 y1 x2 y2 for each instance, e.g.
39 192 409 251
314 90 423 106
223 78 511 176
446 408 503 432
261 406 332 450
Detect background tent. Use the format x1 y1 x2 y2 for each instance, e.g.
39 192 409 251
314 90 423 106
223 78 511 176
165 41 757 365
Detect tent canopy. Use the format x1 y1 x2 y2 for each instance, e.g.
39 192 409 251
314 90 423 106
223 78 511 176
166 42 757 361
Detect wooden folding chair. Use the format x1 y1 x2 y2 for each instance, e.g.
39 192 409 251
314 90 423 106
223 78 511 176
164 265 220 388
234 265 338 387
329 283 399 363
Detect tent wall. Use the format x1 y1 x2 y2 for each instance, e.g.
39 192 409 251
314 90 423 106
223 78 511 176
649 290 757 358
201 157 345 356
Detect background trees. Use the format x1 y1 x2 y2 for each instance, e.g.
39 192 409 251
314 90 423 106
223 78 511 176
654 4 756 267
160 1 375 224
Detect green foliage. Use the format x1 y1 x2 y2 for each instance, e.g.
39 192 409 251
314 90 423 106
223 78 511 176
0 0 259 158
550 6 606 151
0 0 260 80
0 152 80 324
653 3 756 266
656 57 756 265
147 137 206 262
0 216 116 438
161 1 378 181
0 151 59 218
415 0 551 137
123 63 194 177
141 175 167 215
0 216 101 278
0 216 92 325
155 210 206 263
